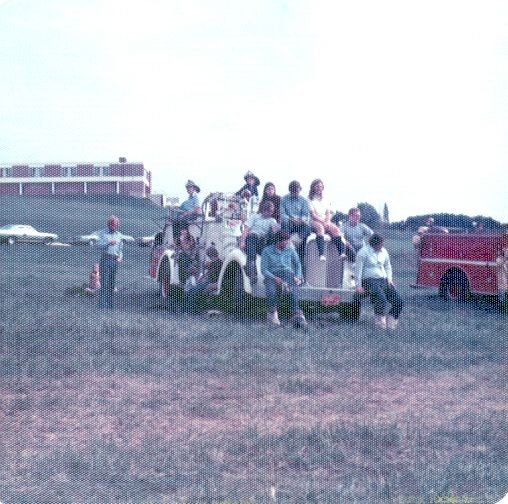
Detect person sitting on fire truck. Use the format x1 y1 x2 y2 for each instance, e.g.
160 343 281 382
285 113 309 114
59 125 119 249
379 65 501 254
353 233 403 330
172 180 202 240
341 207 373 262
236 170 261 198
184 245 223 313
239 200 278 284
175 227 199 286
308 178 346 261
280 180 312 267
261 230 307 328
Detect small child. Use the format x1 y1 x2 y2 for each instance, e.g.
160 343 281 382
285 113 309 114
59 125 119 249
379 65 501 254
84 263 101 293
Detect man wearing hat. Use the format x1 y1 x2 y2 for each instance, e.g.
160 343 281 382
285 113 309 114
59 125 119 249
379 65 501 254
236 171 260 198
173 180 202 239
280 180 311 266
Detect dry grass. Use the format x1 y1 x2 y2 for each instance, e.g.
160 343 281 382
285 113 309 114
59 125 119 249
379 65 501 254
0 232 507 502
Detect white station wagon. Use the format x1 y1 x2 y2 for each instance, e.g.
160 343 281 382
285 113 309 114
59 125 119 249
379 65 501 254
0 224 58 245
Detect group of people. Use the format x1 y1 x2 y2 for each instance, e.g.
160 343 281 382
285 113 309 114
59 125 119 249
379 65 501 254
166 171 403 329
93 172 404 330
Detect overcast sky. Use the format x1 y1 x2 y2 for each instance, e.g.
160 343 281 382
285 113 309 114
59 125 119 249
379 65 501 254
1 0 507 222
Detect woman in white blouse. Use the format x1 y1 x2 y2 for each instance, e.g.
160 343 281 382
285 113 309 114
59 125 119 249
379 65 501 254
308 179 345 261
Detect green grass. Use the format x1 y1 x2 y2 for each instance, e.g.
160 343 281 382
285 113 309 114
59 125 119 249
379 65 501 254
0 201 506 502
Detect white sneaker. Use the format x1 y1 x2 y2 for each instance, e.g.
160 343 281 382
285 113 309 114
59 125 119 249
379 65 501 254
267 310 281 326
386 315 399 330
374 315 387 329
319 255 326 262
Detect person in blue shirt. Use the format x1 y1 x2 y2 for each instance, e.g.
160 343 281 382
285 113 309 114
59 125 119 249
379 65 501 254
172 180 202 240
261 230 308 328
280 180 311 267
97 215 125 309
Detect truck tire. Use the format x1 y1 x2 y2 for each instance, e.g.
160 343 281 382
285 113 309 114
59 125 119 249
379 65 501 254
439 270 470 302
221 264 248 316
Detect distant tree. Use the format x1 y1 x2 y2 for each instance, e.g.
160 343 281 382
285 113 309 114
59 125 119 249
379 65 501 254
404 213 501 231
357 202 381 229
383 202 390 224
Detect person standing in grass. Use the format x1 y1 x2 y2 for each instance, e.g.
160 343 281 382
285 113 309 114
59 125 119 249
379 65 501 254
261 230 307 328
97 215 125 309
353 233 403 329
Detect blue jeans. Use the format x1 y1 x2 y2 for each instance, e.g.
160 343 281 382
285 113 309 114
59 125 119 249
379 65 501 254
281 221 311 264
245 234 267 263
357 277 403 318
99 254 119 308
264 269 301 314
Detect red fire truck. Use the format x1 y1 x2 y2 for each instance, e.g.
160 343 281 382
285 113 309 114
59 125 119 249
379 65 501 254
414 231 508 301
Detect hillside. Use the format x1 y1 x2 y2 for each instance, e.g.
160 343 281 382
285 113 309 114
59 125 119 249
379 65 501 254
0 194 167 240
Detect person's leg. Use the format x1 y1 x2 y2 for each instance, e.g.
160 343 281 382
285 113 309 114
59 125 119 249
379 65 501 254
331 236 345 256
345 245 356 262
245 234 259 263
264 276 280 324
386 284 403 319
296 223 311 266
99 256 114 308
311 221 326 257
363 278 388 316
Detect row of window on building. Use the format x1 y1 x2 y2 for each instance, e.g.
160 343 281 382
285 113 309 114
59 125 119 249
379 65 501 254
0 166 116 178
1 163 149 179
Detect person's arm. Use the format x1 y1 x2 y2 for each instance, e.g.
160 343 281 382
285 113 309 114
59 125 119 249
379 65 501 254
261 248 276 281
384 250 393 284
300 199 310 225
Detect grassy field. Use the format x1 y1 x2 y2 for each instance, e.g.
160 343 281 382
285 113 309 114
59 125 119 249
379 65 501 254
0 197 506 503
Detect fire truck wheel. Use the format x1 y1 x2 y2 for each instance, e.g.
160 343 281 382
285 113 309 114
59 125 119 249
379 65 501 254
439 270 470 302
221 263 248 316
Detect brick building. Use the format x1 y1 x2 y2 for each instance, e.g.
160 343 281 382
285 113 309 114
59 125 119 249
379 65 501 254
0 161 151 197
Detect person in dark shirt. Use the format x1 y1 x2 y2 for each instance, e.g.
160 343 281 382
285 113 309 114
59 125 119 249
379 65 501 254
184 246 223 312
236 171 260 198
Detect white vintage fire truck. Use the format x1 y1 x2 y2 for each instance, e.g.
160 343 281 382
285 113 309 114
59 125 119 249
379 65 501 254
413 230 508 302
149 192 357 312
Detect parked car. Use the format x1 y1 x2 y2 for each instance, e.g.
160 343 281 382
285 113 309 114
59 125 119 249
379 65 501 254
136 234 157 247
70 231 135 246
0 224 58 245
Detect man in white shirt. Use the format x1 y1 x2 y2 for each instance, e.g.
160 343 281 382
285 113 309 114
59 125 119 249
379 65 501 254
353 233 403 329
97 215 125 309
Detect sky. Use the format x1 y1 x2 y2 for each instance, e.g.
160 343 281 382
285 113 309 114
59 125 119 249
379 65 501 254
0 0 507 223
